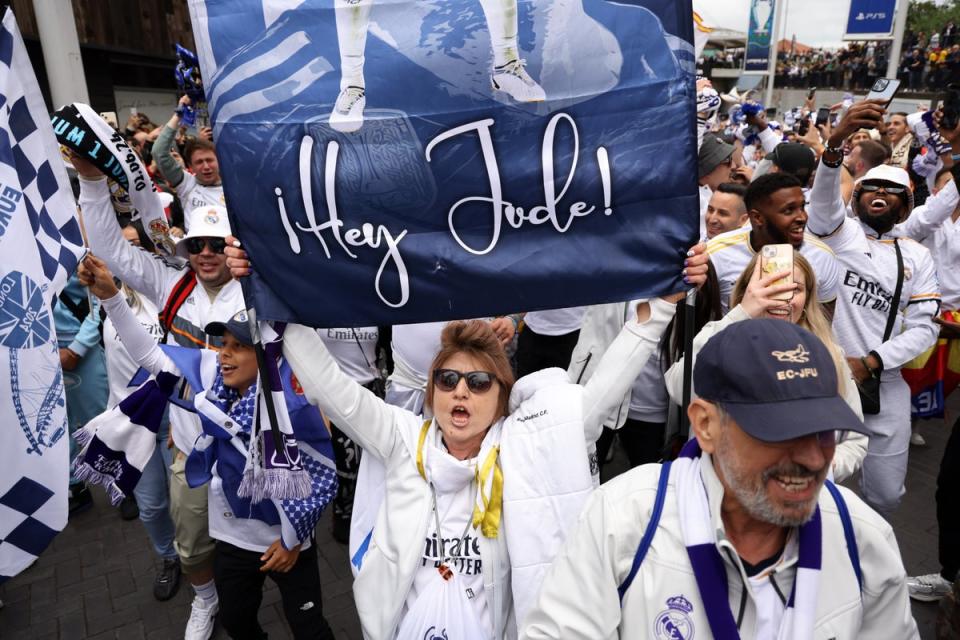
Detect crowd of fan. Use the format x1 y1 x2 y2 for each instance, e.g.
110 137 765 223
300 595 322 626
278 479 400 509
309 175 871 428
706 23 960 94
32 41 960 640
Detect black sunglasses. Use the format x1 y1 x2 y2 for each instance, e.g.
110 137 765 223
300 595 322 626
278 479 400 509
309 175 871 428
184 237 227 255
432 369 497 394
861 183 907 195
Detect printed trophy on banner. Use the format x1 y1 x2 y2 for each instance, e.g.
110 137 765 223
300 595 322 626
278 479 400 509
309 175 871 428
753 0 774 36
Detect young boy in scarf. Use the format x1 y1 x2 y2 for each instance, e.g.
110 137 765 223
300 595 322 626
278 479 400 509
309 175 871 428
75 255 337 640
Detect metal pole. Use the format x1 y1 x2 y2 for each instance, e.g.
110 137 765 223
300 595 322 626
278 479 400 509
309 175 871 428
680 289 697 440
31 0 89 107
886 0 910 80
764 0 787 109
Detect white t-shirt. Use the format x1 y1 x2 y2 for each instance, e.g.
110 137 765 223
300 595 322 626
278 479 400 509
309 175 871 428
707 227 841 313
402 456 490 639
318 326 379 384
102 294 162 408
523 307 587 336
176 173 225 228
393 321 449 380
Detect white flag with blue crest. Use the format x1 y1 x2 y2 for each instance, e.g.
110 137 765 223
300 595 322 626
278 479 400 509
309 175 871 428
0 8 86 582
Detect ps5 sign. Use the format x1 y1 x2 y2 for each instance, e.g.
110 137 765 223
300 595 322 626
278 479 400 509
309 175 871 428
187 0 699 327
844 0 897 40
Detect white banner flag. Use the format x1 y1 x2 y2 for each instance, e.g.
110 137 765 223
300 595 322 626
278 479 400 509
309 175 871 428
0 8 86 582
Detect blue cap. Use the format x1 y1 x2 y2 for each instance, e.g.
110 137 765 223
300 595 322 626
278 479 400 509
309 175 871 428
694 319 867 442
205 310 253 346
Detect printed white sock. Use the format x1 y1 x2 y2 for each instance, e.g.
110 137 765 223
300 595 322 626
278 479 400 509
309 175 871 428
478 0 519 67
193 579 218 605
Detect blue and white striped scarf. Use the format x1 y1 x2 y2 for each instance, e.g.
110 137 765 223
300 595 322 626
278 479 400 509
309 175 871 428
674 440 821 639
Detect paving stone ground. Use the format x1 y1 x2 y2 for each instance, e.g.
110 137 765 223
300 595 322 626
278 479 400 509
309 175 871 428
1 399 955 639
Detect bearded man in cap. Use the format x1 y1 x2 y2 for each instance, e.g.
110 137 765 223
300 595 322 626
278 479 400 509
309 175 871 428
521 320 917 639
806 100 960 517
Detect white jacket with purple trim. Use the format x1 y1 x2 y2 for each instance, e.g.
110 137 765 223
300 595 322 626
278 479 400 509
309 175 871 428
520 455 918 640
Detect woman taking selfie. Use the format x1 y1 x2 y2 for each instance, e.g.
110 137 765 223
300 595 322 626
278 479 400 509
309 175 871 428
225 238 709 639
665 251 868 480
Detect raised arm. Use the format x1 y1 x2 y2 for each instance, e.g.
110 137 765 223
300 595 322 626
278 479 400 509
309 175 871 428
282 323 409 461
581 245 710 442
154 96 189 187
894 176 959 242
74 156 184 309
79 256 176 377
580 298 675 444
809 101 886 237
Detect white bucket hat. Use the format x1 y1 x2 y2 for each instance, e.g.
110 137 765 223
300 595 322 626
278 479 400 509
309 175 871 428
852 165 915 215
175 205 232 258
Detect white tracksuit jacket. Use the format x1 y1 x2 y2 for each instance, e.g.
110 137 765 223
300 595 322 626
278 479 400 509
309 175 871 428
805 163 940 373
806 162 940 511
281 300 676 639
79 176 244 453
520 455 919 640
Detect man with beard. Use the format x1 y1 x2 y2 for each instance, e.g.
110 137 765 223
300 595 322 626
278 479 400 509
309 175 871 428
806 100 954 518
707 173 841 314
521 320 916 639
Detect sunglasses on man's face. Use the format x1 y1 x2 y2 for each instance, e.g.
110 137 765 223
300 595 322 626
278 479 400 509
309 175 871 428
861 183 907 195
432 369 497 394
184 237 227 255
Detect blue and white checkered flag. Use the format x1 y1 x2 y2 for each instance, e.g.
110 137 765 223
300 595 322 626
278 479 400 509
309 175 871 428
0 8 85 583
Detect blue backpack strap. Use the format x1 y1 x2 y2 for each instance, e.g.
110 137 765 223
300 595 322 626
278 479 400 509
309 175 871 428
825 480 863 593
618 461 672 604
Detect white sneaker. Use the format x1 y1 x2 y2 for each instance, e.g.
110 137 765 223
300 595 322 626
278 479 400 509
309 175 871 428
329 86 366 133
907 572 953 601
184 595 218 640
910 431 926 446
491 59 546 103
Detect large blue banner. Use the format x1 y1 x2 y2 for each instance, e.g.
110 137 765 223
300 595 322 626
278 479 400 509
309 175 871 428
187 0 697 327
844 0 897 39
744 0 776 74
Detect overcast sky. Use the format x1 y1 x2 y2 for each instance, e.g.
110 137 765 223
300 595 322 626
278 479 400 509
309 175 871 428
695 0 871 48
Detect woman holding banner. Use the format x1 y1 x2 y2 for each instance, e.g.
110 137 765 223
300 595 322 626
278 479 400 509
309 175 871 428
225 238 708 639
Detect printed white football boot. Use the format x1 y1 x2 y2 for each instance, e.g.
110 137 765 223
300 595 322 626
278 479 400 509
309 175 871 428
491 59 546 103
329 86 366 133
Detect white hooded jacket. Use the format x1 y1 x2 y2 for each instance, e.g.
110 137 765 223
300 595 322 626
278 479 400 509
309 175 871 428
282 299 677 639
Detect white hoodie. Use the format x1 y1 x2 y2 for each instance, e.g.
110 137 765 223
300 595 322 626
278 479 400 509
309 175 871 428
281 299 676 639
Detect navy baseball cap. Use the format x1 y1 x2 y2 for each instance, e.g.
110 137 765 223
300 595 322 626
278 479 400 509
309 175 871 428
694 319 867 442
205 310 253 346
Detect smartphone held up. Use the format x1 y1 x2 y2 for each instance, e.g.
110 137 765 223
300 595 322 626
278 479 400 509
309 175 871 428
760 244 795 301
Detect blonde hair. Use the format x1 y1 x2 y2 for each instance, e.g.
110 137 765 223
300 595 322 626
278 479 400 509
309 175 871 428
732 251 847 395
